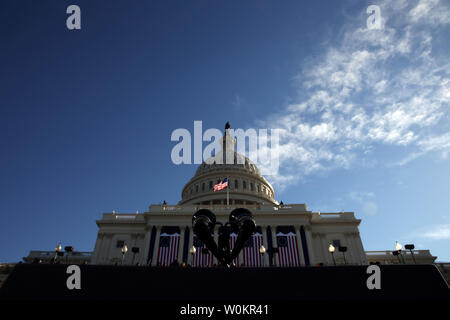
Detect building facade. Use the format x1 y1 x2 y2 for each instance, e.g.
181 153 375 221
89 128 367 267
23 126 439 268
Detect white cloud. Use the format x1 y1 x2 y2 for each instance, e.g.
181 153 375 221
421 224 450 240
409 0 450 25
396 132 450 165
348 191 378 216
258 0 450 190
363 202 378 216
232 95 242 107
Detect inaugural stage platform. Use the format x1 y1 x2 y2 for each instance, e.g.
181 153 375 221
1 264 448 301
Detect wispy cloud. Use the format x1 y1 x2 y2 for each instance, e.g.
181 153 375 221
307 191 378 216
347 191 378 216
232 94 243 108
419 224 450 240
259 0 450 189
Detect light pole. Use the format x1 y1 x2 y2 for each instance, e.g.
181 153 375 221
121 244 128 265
396 241 405 264
392 250 401 264
259 245 266 266
405 244 416 264
328 244 336 266
64 246 74 264
189 246 196 266
338 246 347 264
131 247 140 265
53 243 62 263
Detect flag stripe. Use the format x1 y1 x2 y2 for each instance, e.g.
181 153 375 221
277 232 300 267
193 235 214 267
243 233 263 267
213 178 228 192
157 233 180 266
230 233 239 266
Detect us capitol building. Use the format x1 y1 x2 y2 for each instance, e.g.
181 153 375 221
23 125 439 269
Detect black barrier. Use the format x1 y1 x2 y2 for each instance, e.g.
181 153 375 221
0 263 448 301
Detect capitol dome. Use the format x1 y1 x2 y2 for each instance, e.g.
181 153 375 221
179 124 276 206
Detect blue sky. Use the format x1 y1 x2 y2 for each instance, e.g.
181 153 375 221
1 0 449 262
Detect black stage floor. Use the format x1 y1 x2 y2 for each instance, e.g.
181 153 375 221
1 263 448 301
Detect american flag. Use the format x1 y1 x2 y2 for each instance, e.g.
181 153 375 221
277 232 300 267
157 233 180 266
242 233 264 267
213 178 228 192
229 233 239 266
192 235 214 267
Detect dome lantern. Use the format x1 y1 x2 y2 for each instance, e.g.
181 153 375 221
179 125 276 206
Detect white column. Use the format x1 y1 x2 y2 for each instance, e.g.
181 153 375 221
262 226 269 266
343 233 354 265
91 233 103 264
187 228 194 266
238 245 244 267
141 228 152 265
356 232 367 265
295 226 306 266
105 234 115 264
271 226 278 266
304 226 315 266
320 234 330 265
349 232 366 265
213 226 219 265
131 234 138 265
178 227 186 263
95 233 105 264
151 226 162 266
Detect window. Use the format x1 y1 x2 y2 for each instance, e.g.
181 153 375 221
235 180 238 189
116 240 125 248
195 185 199 193
257 185 260 193
243 181 247 189
250 183 254 191
202 183 205 192
209 181 213 190
332 240 341 248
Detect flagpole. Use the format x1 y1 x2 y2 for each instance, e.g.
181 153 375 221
227 176 229 207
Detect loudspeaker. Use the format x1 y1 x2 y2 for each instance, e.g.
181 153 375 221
132 247 140 253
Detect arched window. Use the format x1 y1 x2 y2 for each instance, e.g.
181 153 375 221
250 183 254 191
195 185 199 193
